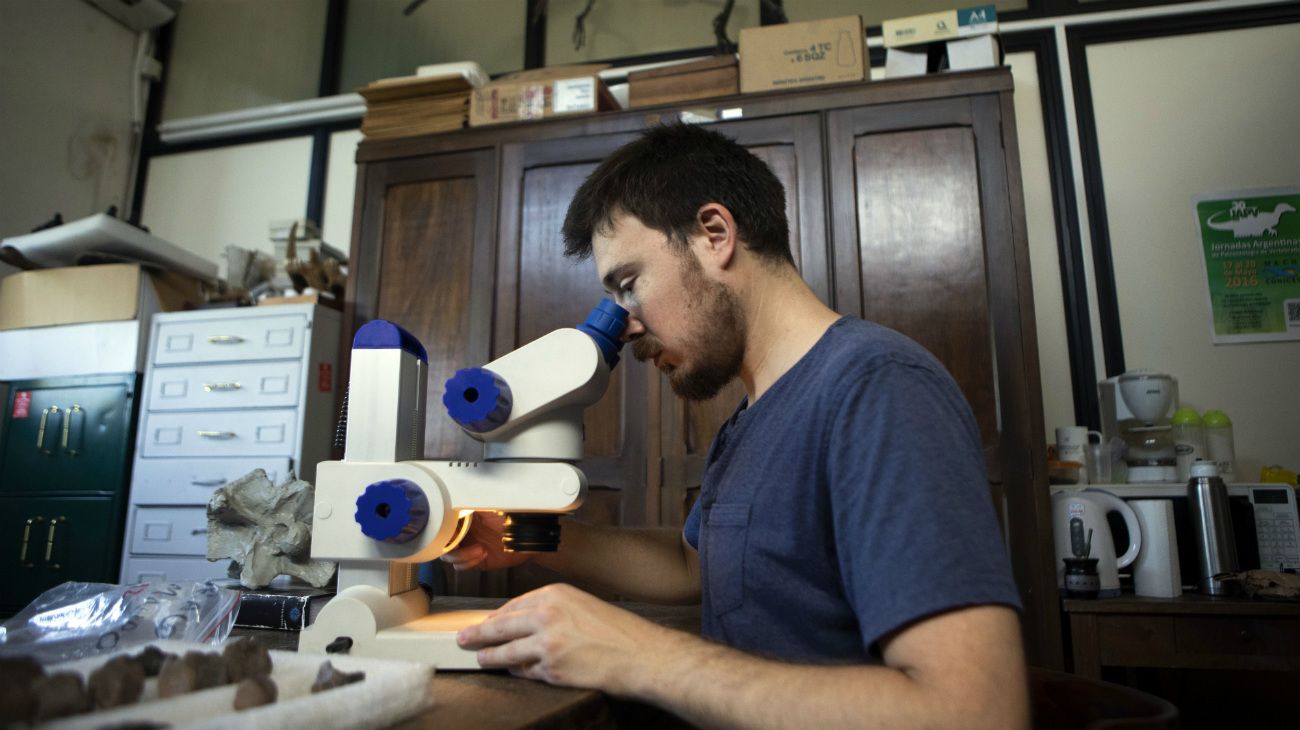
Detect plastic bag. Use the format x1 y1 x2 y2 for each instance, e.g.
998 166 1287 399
0 581 241 665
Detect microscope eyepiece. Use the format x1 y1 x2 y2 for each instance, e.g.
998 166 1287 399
577 298 629 368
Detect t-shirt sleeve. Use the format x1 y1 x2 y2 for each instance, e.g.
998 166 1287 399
827 356 1022 655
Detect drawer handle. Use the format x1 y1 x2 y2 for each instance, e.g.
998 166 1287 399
191 478 226 487
207 335 245 345
196 430 238 440
203 382 242 392
45 516 65 569
20 516 44 567
62 404 83 455
191 528 208 536
36 406 59 454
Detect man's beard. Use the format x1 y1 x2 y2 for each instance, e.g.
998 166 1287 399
633 256 746 401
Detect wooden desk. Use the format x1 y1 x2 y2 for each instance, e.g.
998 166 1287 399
1062 593 1300 680
236 597 700 730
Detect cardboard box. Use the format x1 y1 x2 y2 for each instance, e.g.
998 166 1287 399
882 5 998 49
738 16 865 94
883 28 1002 79
469 64 620 127
628 55 739 108
0 263 205 331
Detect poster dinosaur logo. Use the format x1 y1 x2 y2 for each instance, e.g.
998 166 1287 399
1204 200 1296 238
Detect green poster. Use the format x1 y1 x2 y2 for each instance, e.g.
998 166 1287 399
1193 188 1300 343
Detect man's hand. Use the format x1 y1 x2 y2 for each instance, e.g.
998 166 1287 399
456 583 677 694
440 511 533 572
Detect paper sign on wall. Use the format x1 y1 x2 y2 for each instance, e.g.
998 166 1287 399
1193 187 1300 344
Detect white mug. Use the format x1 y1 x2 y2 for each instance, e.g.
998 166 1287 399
1056 426 1102 472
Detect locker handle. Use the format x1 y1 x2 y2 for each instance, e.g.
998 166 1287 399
196 430 237 440
36 405 60 454
44 516 65 569
20 516 44 567
62 404 83 455
207 335 245 345
202 382 242 392
191 479 226 487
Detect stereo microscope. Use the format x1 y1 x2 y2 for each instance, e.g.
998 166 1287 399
299 299 628 668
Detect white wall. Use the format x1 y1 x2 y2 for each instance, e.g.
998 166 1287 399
0 0 139 239
1088 22 1300 479
140 138 314 279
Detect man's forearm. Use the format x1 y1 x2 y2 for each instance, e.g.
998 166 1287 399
625 630 1022 730
533 519 699 603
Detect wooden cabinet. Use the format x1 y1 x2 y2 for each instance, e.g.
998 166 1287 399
346 69 1061 668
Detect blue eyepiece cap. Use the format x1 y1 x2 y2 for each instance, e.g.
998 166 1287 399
354 479 429 544
353 320 428 364
443 367 512 432
577 298 628 368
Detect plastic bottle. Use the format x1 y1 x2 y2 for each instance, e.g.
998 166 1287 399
1170 408 1206 483
1187 460 1239 595
1202 410 1236 480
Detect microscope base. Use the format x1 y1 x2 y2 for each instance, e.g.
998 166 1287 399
300 585 489 669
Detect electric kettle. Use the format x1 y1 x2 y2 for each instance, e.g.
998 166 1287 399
1051 488 1142 597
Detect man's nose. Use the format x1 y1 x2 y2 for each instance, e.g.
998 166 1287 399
620 315 645 343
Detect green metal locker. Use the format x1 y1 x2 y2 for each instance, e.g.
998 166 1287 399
0 373 139 615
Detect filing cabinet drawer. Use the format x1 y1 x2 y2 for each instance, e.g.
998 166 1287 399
121 556 229 585
154 313 307 365
130 506 208 555
141 409 298 458
130 457 292 504
1175 615 1300 657
148 361 303 411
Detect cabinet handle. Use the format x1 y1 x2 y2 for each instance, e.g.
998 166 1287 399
191 478 226 487
196 430 237 440
62 404 83 455
44 516 65 569
202 382 242 392
20 516 44 567
36 405 60 454
191 528 208 536
207 335 245 345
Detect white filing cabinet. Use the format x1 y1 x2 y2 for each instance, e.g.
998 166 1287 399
119 304 340 584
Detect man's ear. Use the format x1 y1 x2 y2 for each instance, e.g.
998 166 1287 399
695 203 737 272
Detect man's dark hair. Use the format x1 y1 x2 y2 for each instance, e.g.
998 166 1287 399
562 123 793 265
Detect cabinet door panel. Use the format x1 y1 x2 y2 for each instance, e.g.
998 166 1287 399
0 495 119 613
828 100 1000 461
353 151 497 460
498 135 649 527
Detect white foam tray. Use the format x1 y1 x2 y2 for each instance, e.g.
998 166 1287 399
33 639 434 730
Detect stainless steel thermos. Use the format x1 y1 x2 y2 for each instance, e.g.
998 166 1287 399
1187 460 1239 595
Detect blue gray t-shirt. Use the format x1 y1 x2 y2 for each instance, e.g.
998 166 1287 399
684 316 1021 663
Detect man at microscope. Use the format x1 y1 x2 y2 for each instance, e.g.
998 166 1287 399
447 123 1028 729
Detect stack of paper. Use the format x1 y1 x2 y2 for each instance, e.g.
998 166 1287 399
358 63 485 139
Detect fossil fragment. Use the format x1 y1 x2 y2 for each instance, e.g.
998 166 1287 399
88 655 145 709
232 674 277 710
207 469 336 589
157 651 229 698
222 639 273 682
310 661 365 693
32 672 91 723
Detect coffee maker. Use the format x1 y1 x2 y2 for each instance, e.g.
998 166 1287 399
1098 371 1179 483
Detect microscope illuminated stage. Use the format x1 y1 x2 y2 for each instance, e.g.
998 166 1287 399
299 300 628 668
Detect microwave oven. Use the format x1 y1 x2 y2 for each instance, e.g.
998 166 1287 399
1049 482 1300 588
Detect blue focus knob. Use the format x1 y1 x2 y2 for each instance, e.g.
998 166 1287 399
442 367 512 432
354 479 429 544
577 298 629 368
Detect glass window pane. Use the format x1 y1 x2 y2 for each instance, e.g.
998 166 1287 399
544 0 760 66
141 138 314 279
163 0 327 121
785 1 1027 25
340 0 526 91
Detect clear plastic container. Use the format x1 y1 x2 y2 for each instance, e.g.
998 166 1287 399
1170 407 1206 483
1202 410 1236 480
